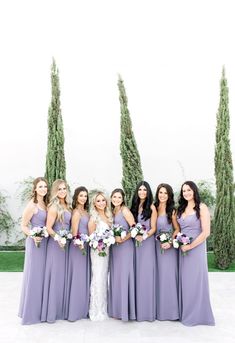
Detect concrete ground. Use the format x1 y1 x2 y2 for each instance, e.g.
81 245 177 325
0 272 234 343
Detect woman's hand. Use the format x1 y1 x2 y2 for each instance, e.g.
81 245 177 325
33 236 43 244
181 244 191 253
161 242 171 250
135 235 143 242
115 236 123 244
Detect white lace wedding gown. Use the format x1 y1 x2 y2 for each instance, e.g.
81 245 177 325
89 219 110 321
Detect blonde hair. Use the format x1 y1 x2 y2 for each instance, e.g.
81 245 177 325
89 190 113 224
48 179 71 222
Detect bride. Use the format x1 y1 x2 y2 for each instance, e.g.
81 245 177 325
88 190 113 321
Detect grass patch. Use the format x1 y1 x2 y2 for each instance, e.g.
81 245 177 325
0 251 25 272
0 251 234 272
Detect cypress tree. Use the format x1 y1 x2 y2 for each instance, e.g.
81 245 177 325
45 59 66 187
118 75 144 206
214 67 235 269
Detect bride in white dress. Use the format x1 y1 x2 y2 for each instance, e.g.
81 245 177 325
88 190 113 321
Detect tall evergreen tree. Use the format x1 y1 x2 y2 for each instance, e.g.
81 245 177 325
118 75 144 206
45 59 66 187
214 67 235 269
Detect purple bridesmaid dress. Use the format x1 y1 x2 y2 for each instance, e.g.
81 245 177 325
108 211 136 321
66 215 90 321
177 213 215 326
135 213 157 321
156 215 179 320
18 208 47 325
41 211 71 323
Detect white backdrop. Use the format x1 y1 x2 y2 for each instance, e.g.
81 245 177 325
0 0 235 241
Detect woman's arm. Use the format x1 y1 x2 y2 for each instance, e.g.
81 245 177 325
161 211 180 250
71 209 81 237
88 217 96 235
21 201 36 236
136 205 157 242
181 203 210 252
117 206 135 243
147 205 158 237
172 210 180 237
46 206 58 237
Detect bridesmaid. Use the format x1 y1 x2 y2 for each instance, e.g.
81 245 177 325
108 188 136 321
18 177 49 325
177 181 215 326
41 179 72 323
154 183 180 321
66 186 90 321
130 181 157 321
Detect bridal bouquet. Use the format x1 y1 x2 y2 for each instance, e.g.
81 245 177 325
129 223 148 247
111 224 127 243
156 231 173 254
173 232 193 256
29 226 49 247
88 229 115 256
73 232 89 255
54 229 73 249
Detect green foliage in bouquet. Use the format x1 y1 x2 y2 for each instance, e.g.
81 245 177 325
45 58 66 187
118 75 144 206
214 67 235 269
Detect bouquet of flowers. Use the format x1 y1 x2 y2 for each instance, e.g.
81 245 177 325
73 232 89 255
54 229 73 249
155 231 173 254
111 224 127 244
29 226 49 247
129 223 148 247
173 232 193 256
88 229 115 256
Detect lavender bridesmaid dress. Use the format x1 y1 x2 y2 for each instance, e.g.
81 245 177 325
66 215 90 321
108 211 136 321
177 213 215 326
135 213 157 321
41 211 71 323
18 208 47 325
156 215 179 321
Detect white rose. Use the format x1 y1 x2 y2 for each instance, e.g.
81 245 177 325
43 229 49 238
131 228 138 238
67 233 73 239
109 236 115 245
173 239 179 249
93 240 98 249
143 232 148 241
160 233 167 242
60 237 66 245
54 234 60 241
121 231 127 239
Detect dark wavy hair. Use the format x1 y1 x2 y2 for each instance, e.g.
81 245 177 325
110 188 126 211
177 181 201 219
72 186 89 210
130 181 153 221
154 183 175 224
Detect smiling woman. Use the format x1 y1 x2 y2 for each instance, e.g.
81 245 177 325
177 181 215 326
88 190 113 321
